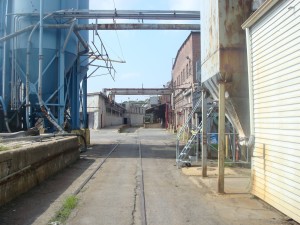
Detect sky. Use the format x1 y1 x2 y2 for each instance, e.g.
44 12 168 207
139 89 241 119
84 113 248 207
87 0 200 103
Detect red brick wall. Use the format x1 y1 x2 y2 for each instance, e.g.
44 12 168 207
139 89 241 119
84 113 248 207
171 32 200 128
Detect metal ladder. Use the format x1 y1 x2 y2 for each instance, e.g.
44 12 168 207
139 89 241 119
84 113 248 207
176 97 202 140
176 106 215 167
176 97 202 163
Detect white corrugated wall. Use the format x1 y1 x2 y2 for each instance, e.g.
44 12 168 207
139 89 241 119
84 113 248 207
249 0 300 222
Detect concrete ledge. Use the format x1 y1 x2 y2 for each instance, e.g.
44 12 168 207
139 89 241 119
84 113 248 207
0 137 79 206
144 123 162 128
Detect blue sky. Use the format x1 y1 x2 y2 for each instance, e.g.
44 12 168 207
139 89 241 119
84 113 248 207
87 0 200 102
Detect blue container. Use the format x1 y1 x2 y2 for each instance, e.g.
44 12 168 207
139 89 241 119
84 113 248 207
12 0 79 103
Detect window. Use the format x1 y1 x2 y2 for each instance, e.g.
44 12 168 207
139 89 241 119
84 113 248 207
189 61 192 75
186 64 188 78
183 69 185 81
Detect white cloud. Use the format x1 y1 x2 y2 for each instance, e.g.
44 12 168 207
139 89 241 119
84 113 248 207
168 0 200 11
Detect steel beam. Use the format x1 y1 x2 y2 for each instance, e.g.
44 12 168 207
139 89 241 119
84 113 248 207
104 88 172 95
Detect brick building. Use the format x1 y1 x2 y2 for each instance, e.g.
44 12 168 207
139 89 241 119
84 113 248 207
171 31 200 131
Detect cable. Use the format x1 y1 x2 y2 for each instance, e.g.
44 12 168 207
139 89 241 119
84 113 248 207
114 24 125 61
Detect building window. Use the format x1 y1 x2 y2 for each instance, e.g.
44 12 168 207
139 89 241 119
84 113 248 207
183 69 185 81
186 64 188 78
189 61 192 75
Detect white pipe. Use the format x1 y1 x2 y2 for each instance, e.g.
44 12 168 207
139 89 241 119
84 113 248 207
245 28 255 149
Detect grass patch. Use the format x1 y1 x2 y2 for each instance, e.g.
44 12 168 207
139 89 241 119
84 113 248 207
0 145 9 151
50 195 78 224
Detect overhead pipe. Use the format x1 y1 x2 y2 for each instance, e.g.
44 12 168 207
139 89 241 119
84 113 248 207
10 10 200 20
0 23 200 44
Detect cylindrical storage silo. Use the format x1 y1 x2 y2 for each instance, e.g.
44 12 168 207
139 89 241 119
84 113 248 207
11 0 79 105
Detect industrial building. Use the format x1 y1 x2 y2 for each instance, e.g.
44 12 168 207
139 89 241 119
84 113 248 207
1 0 300 223
171 31 200 133
242 0 300 222
87 92 125 129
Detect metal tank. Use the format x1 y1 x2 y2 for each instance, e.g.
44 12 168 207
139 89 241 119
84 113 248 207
12 0 78 103
200 0 252 138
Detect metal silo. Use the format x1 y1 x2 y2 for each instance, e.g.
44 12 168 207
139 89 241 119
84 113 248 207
12 0 78 98
7 0 82 131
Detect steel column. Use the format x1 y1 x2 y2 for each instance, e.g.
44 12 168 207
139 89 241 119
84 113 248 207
218 82 225 193
201 90 208 177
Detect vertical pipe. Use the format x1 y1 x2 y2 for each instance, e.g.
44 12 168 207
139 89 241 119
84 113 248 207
195 112 199 163
83 76 88 128
38 0 44 107
218 81 225 194
201 90 207 177
2 0 8 99
246 31 254 136
233 127 236 162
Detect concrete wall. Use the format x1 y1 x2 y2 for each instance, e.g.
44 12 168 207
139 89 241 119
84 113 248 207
130 114 144 126
106 114 123 126
0 137 79 206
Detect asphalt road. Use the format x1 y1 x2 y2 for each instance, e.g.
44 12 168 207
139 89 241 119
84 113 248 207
0 127 295 225
66 128 290 225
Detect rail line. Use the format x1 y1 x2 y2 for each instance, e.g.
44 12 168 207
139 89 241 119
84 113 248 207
73 143 119 195
72 137 148 225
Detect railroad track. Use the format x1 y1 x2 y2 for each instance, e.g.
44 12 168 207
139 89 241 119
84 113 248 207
73 137 148 225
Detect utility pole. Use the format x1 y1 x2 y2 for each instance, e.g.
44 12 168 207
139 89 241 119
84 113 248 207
218 81 225 194
201 90 208 177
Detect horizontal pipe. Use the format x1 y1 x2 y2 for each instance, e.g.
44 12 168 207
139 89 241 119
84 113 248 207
10 10 200 20
0 23 200 43
0 25 34 42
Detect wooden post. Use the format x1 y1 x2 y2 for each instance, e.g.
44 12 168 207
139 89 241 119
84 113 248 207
218 82 225 194
225 135 229 158
202 90 208 177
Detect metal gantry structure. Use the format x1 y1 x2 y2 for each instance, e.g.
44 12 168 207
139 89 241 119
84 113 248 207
0 0 200 133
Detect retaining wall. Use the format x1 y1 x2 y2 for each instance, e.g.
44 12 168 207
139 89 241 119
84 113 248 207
0 137 79 206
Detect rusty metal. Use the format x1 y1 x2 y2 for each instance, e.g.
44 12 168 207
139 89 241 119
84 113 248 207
104 88 173 96
200 0 252 138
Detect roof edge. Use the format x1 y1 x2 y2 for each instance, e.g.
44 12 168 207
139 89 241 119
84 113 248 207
242 0 281 29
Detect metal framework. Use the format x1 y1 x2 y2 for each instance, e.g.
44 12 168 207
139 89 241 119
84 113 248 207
0 9 200 132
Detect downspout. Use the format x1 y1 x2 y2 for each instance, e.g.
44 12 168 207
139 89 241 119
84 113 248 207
38 0 64 133
245 28 255 151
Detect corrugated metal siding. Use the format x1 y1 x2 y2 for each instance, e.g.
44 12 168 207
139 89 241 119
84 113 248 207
250 0 300 222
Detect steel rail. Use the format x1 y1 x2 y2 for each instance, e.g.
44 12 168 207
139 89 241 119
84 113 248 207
139 141 148 225
73 143 119 195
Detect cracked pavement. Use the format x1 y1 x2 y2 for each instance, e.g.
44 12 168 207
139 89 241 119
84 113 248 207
0 127 295 225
